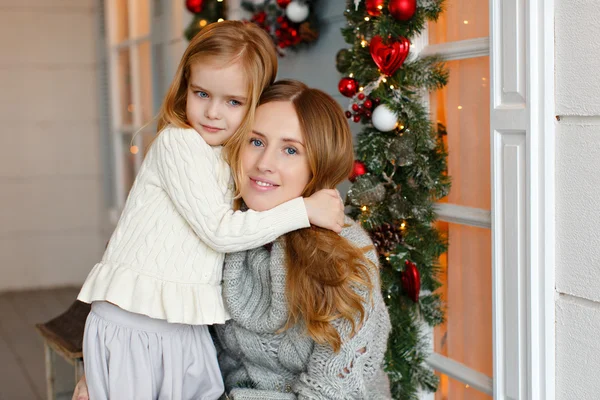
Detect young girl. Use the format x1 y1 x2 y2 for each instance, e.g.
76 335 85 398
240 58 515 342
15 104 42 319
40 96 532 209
77 21 344 400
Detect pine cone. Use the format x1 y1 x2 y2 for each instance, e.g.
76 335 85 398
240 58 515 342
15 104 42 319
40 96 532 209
370 222 403 256
299 21 319 42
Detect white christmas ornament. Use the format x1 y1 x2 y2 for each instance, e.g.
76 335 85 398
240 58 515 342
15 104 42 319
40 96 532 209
371 104 398 132
286 1 310 23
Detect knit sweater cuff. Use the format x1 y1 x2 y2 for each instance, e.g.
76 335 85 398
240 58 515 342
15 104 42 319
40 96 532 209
229 389 296 400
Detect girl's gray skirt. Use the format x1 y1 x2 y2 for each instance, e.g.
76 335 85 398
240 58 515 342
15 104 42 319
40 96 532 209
83 301 224 400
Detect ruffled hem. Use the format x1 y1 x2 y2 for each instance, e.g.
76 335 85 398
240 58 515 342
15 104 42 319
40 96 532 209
77 262 230 325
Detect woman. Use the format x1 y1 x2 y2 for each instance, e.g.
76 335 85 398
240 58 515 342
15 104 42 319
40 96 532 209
73 80 391 400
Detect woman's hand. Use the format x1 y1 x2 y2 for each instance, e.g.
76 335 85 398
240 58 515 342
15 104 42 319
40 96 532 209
72 374 89 400
304 189 345 233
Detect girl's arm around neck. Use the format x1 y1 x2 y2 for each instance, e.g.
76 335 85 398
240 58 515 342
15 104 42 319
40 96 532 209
152 126 310 253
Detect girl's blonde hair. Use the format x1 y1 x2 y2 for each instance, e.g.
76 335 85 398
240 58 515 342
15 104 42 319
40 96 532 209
155 20 277 158
231 80 374 352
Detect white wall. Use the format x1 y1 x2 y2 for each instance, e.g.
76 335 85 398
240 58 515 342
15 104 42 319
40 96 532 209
555 0 600 398
0 0 105 292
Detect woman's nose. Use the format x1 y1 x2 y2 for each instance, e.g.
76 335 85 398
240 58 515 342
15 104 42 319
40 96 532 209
257 150 276 173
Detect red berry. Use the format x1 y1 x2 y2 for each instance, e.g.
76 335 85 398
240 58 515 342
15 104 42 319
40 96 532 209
358 93 365 100
365 111 372 118
352 103 360 112
353 115 361 123
373 98 381 105
364 99 373 109
345 111 352 118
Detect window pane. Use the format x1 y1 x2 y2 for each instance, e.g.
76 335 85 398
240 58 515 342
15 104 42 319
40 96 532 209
434 222 492 378
113 0 129 43
121 133 136 195
428 0 489 44
137 41 154 125
118 49 133 126
131 0 150 38
436 372 493 400
430 56 490 210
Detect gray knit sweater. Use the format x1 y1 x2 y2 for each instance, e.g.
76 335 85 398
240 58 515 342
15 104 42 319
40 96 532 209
214 218 392 399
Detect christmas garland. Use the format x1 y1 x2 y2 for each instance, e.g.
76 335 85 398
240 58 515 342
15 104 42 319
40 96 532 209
242 0 320 55
339 0 450 398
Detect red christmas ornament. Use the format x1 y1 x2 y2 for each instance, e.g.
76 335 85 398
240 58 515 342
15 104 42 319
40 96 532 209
352 103 360 112
402 260 421 303
364 99 373 109
252 11 267 25
370 35 410 76
365 0 385 16
185 0 205 14
358 93 365 100
338 77 359 97
349 160 367 182
277 0 292 8
388 0 417 21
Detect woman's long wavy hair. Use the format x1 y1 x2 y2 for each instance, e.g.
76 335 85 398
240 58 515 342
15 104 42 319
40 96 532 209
154 21 277 157
232 80 374 352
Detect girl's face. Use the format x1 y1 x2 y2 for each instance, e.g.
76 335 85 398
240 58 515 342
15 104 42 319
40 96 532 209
240 101 312 211
186 60 249 146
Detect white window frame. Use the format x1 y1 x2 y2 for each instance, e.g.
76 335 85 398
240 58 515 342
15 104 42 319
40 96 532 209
415 0 555 398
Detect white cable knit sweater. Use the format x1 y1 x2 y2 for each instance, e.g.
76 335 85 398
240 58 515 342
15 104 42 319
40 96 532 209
78 126 310 325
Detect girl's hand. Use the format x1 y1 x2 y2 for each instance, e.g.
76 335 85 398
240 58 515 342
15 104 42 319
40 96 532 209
304 189 345 233
72 374 89 400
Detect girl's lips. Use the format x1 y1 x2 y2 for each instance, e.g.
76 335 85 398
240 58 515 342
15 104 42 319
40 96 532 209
201 124 223 133
249 177 279 192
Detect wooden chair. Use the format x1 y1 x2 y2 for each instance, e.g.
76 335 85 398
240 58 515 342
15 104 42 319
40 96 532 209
35 301 90 400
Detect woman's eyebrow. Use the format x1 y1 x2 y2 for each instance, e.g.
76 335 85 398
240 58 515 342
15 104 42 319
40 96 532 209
252 130 305 147
282 138 305 147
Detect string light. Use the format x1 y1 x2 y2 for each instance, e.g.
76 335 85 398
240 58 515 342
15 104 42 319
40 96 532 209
365 17 370 21
361 205 368 211
130 145 139 155
386 257 390 261
217 18 224 22
359 86 364 92
463 20 469 24
382 77 387 83
390 85 395 89
361 40 368 47
378 5 383 9
458 105 463 110
199 19 208 27
127 104 134 112
400 222 406 229
349 73 354 78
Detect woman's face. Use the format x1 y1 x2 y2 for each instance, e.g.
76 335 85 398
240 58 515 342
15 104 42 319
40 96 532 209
239 101 311 211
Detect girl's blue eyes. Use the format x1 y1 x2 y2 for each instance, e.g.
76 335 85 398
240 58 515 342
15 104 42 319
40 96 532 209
194 91 242 107
250 138 298 155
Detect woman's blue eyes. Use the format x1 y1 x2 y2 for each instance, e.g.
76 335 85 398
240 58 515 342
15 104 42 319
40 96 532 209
249 138 298 156
196 91 208 98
